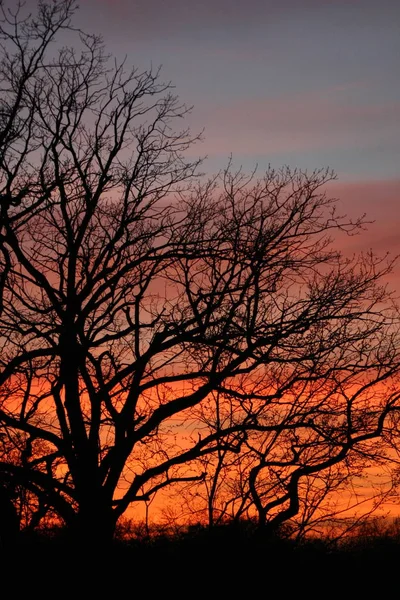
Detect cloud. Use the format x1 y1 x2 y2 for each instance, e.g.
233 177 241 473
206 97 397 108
327 179 400 269
329 178 400 226
190 87 400 157
85 0 398 40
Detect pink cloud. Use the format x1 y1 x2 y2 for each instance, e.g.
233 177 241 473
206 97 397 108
329 179 400 227
326 179 400 290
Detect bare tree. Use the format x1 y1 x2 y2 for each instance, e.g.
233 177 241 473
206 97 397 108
0 0 81 310
169 392 246 529
167 359 400 536
0 0 400 549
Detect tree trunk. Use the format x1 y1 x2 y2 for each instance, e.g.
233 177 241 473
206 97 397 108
0 488 19 551
69 502 118 554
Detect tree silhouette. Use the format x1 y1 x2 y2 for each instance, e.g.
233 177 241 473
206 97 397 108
1 0 400 547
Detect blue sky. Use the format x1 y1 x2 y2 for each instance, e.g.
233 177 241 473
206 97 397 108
76 0 400 180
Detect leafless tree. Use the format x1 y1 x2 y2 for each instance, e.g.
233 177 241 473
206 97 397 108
0 0 80 312
168 360 400 537
1 0 400 548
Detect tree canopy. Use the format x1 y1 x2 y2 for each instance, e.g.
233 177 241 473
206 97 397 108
0 0 399 546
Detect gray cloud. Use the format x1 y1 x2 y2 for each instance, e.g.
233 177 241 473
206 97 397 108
81 0 400 40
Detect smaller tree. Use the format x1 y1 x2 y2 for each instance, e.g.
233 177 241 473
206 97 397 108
171 312 400 535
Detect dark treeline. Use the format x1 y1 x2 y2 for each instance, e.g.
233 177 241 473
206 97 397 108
3 518 400 594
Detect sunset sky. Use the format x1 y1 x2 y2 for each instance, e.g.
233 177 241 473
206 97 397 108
1 0 399 532
76 1 400 520
75 0 400 277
